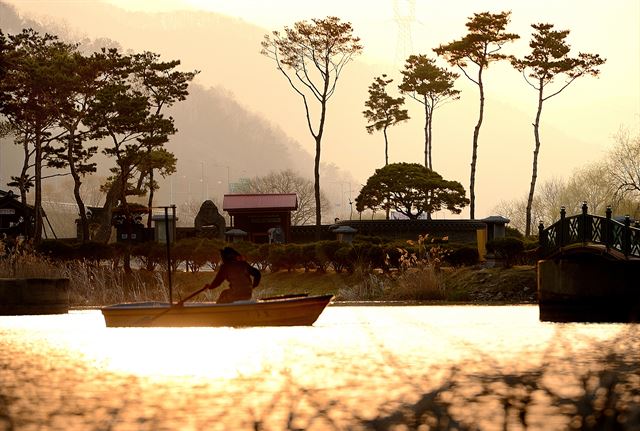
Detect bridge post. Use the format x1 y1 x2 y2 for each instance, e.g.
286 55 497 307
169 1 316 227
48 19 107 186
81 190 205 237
580 202 591 244
538 221 546 248
559 206 566 247
604 206 613 251
624 216 631 257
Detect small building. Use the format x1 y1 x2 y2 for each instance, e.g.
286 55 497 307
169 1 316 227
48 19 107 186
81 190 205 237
0 190 35 238
481 215 510 242
333 225 357 243
152 213 177 244
223 193 298 243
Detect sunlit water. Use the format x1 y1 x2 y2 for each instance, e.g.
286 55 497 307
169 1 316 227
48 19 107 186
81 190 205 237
1 306 638 430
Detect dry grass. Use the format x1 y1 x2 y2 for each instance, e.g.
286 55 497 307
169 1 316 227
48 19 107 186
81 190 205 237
0 250 536 305
0 254 171 306
387 267 445 301
0 253 65 279
336 265 444 301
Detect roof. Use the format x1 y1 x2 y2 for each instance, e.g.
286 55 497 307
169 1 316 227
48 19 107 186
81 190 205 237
0 190 35 212
481 215 510 224
333 226 358 234
223 193 298 211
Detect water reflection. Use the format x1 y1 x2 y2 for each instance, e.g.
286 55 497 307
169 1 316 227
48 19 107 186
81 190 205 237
0 306 638 430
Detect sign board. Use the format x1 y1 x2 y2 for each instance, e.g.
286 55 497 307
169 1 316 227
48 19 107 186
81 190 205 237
0 209 16 215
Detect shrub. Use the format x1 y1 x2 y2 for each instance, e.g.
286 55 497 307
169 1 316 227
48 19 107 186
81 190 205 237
505 226 523 238
36 240 75 260
75 241 115 262
445 246 479 267
268 244 302 272
171 238 213 272
353 235 384 245
333 246 353 273
314 240 342 272
486 237 525 268
300 243 317 272
245 243 270 270
131 241 164 270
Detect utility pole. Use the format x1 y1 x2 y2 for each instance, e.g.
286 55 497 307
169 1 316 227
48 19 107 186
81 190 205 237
393 0 416 66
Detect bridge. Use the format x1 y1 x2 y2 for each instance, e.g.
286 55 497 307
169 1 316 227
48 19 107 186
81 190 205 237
537 203 640 322
538 203 640 259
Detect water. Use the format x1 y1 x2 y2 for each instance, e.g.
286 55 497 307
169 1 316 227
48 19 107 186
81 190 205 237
0 306 638 430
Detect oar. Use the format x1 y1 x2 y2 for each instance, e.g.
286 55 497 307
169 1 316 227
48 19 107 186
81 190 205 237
134 284 210 326
259 293 309 301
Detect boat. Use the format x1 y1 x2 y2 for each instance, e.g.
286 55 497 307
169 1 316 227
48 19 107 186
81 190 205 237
101 294 334 327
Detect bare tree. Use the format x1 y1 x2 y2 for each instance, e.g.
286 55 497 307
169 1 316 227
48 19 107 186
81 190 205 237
261 16 362 236
240 169 331 226
607 126 640 203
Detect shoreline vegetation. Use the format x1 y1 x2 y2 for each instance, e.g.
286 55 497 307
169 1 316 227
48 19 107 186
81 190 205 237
0 250 537 307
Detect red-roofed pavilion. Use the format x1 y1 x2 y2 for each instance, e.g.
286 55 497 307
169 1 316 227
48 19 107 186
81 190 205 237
223 193 298 243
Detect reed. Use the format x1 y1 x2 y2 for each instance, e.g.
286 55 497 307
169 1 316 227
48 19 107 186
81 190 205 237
336 264 444 301
0 254 171 305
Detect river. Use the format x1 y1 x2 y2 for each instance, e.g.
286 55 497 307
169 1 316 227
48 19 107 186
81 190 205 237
0 305 638 430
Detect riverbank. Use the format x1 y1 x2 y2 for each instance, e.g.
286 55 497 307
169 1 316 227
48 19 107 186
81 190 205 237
256 265 537 304
66 264 536 306
1 254 537 305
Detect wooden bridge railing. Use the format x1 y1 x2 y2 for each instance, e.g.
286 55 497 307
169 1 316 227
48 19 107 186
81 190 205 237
539 203 640 258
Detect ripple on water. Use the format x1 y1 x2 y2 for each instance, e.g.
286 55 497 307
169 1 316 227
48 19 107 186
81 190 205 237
0 306 638 430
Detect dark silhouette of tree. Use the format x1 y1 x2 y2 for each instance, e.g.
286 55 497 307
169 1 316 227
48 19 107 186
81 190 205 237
355 162 468 219
511 23 605 236
0 29 77 242
363 74 409 166
84 49 180 271
129 51 197 227
399 55 460 170
434 11 519 219
46 51 109 242
261 16 362 237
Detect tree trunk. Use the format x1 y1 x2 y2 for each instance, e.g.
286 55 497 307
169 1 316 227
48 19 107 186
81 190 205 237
383 126 390 220
423 95 429 168
93 176 122 243
18 135 29 205
314 133 322 239
525 81 545 236
313 95 328 240
383 126 389 166
33 129 43 243
67 138 89 242
147 168 154 228
71 170 89 243
469 67 485 220
427 105 434 171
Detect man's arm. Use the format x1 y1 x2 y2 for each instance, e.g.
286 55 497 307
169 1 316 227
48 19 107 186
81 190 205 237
208 265 227 289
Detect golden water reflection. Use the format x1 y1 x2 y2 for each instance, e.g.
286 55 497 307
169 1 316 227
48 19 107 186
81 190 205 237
0 306 637 430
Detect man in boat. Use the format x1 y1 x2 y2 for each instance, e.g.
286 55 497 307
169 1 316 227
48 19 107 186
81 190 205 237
205 247 261 303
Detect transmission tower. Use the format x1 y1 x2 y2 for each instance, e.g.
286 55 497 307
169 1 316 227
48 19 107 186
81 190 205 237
393 0 416 66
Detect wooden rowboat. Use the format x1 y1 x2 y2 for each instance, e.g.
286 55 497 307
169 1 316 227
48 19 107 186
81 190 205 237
101 294 334 327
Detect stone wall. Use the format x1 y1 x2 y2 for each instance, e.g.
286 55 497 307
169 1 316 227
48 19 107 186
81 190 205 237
290 219 486 244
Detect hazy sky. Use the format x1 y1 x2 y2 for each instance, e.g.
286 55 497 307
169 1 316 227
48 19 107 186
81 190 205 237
5 0 640 219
